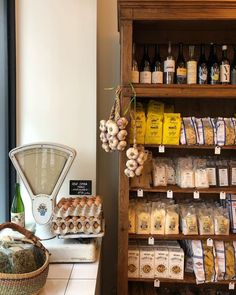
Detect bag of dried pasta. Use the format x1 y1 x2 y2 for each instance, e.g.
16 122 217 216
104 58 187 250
202 240 216 282
180 117 198 145
191 240 205 284
145 114 163 144
198 207 214 235
225 118 236 145
225 241 236 280
162 113 181 145
215 241 226 281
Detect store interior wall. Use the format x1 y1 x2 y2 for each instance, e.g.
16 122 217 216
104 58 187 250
97 0 120 293
15 0 97 222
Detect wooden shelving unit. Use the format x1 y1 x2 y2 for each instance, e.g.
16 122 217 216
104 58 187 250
117 1 236 294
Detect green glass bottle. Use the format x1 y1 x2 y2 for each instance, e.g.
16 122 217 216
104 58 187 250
11 183 25 227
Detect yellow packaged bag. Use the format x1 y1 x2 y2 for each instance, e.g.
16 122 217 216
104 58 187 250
130 111 146 145
145 114 163 144
164 104 175 113
162 113 181 145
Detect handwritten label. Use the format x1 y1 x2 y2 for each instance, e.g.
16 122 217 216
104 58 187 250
137 189 144 197
154 279 160 288
70 180 92 195
167 190 173 199
148 237 154 245
159 145 165 153
215 146 221 155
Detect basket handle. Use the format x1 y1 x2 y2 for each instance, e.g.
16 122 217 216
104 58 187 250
0 222 48 253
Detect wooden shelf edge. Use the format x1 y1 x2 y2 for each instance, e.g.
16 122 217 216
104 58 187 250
144 144 236 150
130 186 236 194
129 233 236 241
128 274 235 285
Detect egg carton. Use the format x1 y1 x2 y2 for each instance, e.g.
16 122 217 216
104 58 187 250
51 216 103 236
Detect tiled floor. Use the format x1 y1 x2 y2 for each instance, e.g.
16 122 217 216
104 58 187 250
39 263 99 295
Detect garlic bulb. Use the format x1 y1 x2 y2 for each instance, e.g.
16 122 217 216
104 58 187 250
107 121 119 136
100 132 108 143
99 120 107 132
126 147 139 160
109 136 119 148
135 165 143 176
124 168 135 178
117 141 127 151
117 130 128 141
102 143 110 153
126 159 138 171
117 117 128 130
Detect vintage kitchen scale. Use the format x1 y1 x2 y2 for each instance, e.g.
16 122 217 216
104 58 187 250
9 142 101 262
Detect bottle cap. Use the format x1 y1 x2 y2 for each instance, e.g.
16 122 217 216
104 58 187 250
222 45 227 50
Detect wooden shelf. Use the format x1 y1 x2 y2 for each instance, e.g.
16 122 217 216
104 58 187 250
128 273 234 285
123 84 236 98
145 144 236 150
130 185 236 194
129 233 236 241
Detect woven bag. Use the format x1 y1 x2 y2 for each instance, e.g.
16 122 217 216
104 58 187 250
0 222 49 295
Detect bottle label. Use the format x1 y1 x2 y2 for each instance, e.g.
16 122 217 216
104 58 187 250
176 68 187 77
11 212 25 227
199 66 208 84
164 60 175 73
210 65 219 84
140 71 151 83
131 71 139 83
220 64 230 82
187 61 197 84
152 71 163 84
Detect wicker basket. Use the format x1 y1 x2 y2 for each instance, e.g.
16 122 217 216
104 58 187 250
0 222 50 295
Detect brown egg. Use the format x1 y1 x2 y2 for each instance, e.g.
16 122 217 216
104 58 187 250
87 198 94 207
63 203 70 211
95 196 102 206
80 199 86 207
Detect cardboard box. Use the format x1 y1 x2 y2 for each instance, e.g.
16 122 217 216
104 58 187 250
128 246 140 278
140 247 155 279
168 247 184 280
154 247 169 278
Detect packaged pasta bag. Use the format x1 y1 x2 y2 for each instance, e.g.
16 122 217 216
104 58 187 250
231 117 236 144
165 204 179 235
150 202 165 235
128 200 136 234
176 157 195 188
191 240 205 284
195 118 204 145
214 241 226 281
135 201 151 234
225 241 236 280
147 100 164 117
216 117 226 146
202 241 216 283
224 118 236 145
214 207 230 235
180 117 198 145
202 117 215 145
145 114 163 144
162 113 181 145
198 207 214 235
130 107 146 145
164 104 175 113
152 158 167 187
181 205 198 235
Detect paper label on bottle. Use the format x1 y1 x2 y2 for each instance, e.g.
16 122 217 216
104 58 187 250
164 60 175 73
187 61 197 84
140 71 151 83
210 65 220 83
152 71 163 84
199 66 208 83
176 68 187 77
231 167 236 185
206 168 217 186
220 64 230 82
131 71 139 83
218 168 229 186
11 212 25 227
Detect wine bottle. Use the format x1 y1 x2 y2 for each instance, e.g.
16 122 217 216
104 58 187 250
140 44 151 84
11 183 25 227
164 41 175 84
231 47 236 85
131 43 139 83
220 45 230 84
208 43 219 84
176 43 187 84
187 45 197 84
151 44 163 84
198 44 208 84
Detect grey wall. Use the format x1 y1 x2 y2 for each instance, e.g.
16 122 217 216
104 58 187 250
97 0 120 293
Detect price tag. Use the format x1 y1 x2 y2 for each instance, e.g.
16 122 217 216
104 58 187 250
148 237 154 245
167 190 173 199
207 238 213 247
154 279 160 288
137 189 143 198
215 146 221 155
159 145 165 153
229 282 235 290
193 191 200 199
220 191 226 200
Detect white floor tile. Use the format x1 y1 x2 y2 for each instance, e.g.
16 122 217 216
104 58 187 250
65 279 96 295
39 279 68 295
47 263 73 279
70 263 98 279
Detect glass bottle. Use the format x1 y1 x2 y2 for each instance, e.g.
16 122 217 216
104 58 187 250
208 43 220 84
131 43 139 83
164 41 175 84
140 44 151 84
176 43 187 84
11 183 25 227
231 47 236 85
220 45 230 84
198 44 208 84
151 44 163 84
187 45 197 84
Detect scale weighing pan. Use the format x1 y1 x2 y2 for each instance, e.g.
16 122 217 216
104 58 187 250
9 142 76 240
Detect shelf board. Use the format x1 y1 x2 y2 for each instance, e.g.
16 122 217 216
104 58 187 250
130 185 236 194
123 84 236 98
145 144 236 150
129 233 236 241
128 273 234 285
